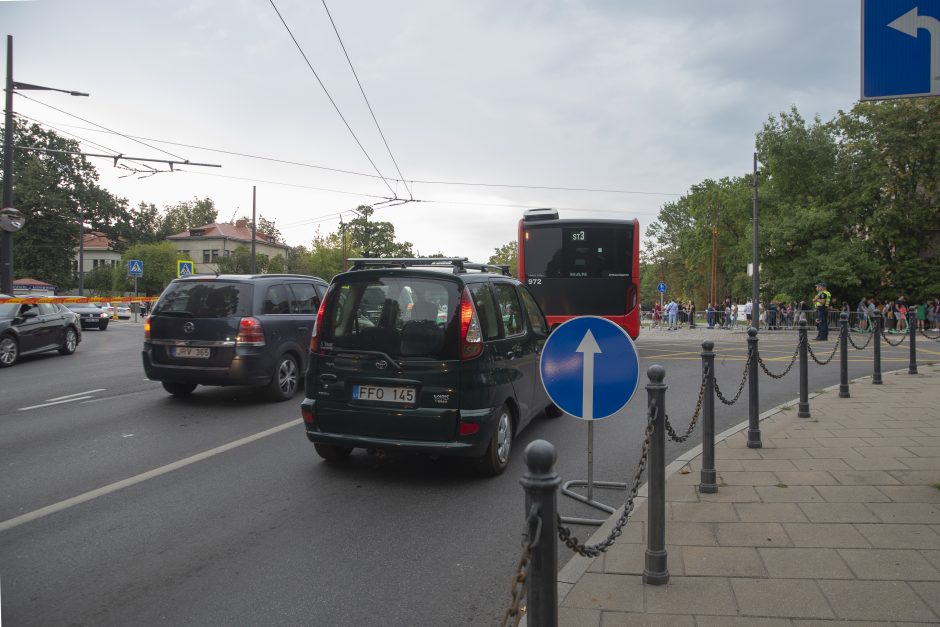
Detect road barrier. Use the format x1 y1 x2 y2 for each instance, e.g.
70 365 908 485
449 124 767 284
0 295 158 304
503 307 939 626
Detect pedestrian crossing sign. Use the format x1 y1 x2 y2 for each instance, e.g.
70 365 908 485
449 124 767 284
178 260 194 278
127 259 144 277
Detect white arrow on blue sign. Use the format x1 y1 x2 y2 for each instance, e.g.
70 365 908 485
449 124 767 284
862 0 940 100
540 316 640 421
128 259 143 277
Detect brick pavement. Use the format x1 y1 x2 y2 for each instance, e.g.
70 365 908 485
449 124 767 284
555 364 940 626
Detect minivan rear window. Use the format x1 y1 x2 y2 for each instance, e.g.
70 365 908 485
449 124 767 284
153 281 252 318
321 276 460 359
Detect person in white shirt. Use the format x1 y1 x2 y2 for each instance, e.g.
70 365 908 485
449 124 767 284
744 300 753 326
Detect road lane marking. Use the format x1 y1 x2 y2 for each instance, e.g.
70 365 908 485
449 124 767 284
19 397 94 411
0 418 303 533
45 389 106 402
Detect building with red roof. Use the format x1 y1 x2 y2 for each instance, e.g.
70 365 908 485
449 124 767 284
167 219 289 274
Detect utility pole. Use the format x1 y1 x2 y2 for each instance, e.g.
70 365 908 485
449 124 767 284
751 152 760 331
2 35 89 294
710 202 720 307
77 211 84 295
250 185 257 274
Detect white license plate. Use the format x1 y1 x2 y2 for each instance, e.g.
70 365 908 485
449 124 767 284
174 347 211 358
353 384 415 404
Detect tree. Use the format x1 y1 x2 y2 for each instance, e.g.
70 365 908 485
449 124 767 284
345 205 414 257
236 215 283 243
215 245 270 274
488 240 518 276
116 242 180 295
84 265 118 295
1 120 127 290
162 197 218 235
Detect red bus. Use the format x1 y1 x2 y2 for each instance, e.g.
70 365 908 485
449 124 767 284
517 208 641 338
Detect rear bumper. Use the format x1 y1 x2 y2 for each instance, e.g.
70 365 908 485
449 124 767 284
142 345 273 386
300 397 497 457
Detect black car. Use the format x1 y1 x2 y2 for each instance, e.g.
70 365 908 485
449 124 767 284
63 301 111 330
300 258 557 475
142 274 328 401
0 302 82 367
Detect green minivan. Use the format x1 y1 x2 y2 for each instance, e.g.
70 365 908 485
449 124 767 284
300 258 558 475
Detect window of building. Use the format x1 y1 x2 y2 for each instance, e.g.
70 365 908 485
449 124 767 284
211 250 220 262
203 250 211 263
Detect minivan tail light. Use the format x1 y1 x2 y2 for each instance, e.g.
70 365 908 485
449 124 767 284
459 287 483 360
143 316 151 340
236 317 266 346
309 286 332 353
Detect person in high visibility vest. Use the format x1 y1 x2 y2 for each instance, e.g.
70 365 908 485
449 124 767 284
812 281 832 340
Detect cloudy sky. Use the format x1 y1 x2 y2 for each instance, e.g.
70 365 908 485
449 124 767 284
2 0 861 261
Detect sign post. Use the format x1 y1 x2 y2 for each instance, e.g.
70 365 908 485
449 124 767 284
128 259 143 322
657 282 667 329
540 316 641 525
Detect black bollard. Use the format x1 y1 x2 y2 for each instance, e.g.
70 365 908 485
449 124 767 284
798 318 811 417
872 311 883 385
909 310 918 375
699 341 718 493
520 440 560 626
839 312 850 398
643 365 669 586
746 327 762 448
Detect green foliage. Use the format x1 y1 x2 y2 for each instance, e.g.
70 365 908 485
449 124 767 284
84 265 118 295
645 98 940 306
215 245 270 274
236 215 283 243
162 198 218 236
488 240 518 276
117 242 180 295
344 205 414 258
2 120 127 290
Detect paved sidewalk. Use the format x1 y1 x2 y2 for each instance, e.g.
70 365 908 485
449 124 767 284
556 364 940 626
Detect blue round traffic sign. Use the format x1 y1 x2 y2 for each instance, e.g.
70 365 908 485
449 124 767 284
657 282 667 293
540 316 640 420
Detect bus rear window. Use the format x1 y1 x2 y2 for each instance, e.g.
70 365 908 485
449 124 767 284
524 226 632 278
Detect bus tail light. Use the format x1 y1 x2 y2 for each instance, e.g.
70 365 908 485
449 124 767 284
236 317 266 346
459 287 483 360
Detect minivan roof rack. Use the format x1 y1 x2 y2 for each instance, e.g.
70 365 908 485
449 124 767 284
347 257 512 276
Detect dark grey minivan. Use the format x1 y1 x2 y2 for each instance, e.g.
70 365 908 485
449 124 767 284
143 274 328 401
301 258 558 475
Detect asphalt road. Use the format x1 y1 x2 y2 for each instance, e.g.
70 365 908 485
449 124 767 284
0 321 929 626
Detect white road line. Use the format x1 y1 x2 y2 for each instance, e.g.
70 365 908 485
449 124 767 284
0 418 303 533
45 389 106 402
18 397 94 411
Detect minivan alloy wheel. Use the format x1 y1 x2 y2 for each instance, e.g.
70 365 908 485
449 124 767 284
495 409 512 465
278 357 298 395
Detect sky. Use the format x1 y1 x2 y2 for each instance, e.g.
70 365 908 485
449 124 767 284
2 0 862 262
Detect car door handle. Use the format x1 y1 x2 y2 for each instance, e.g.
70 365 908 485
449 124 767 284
320 374 337 382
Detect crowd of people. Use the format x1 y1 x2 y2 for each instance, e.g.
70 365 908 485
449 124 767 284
648 296 940 333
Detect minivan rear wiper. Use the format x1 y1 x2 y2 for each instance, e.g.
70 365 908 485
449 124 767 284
330 349 401 371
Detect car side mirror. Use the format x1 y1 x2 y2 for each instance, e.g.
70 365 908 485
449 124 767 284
21 310 39 319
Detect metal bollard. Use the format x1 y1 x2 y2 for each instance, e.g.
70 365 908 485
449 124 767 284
746 327 761 448
909 310 918 375
798 318 811 418
839 312 850 398
643 365 669 586
872 311 883 385
699 341 718 494
520 440 560 627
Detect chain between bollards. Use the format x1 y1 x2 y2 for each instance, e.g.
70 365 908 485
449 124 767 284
798 318 811 417
839 312 850 398
699 341 718 494
746 327 761 449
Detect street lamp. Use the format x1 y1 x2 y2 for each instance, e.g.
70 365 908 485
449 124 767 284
751 152 760 331
2 34 89 294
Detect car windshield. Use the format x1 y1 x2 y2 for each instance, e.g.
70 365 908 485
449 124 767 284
153 281 252 318
0 303 20 317
321 275 460 359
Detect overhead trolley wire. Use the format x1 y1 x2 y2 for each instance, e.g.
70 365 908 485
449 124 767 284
15 92 187 161
268 0 399 199
320 0 412 199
